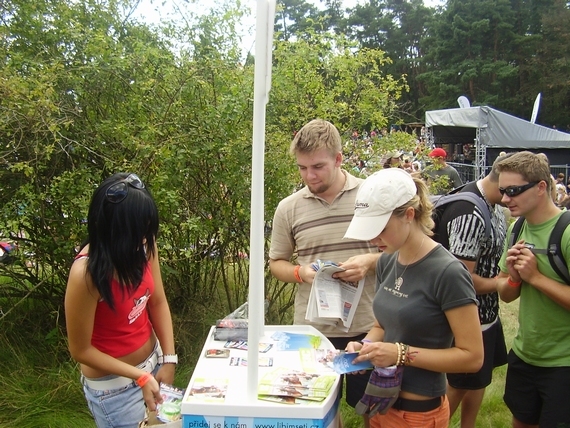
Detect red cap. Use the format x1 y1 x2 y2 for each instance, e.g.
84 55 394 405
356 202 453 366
429 148 447 158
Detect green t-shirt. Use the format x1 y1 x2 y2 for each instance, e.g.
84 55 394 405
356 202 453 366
499 212 570 367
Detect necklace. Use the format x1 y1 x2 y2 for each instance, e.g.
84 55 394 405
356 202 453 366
394 236 426 291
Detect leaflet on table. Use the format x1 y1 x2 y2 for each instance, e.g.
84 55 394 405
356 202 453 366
299 348 338 373
270 331 322 351
259 368 337 391
305 263 365 331
257 368 336 402
186 377 228 403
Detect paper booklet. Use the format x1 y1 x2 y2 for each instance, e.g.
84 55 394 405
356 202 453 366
257 368 336 402
305 261 365 331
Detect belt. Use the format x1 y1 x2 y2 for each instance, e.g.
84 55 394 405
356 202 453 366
83 345 161 391
392 396 442 412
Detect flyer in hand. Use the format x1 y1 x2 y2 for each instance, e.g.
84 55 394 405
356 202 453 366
305 260 365 331
332 351 374 374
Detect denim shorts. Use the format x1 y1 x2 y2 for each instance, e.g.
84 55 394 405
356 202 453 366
82 345 161 428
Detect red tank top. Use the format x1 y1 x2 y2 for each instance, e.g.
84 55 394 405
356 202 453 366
78 255 154 358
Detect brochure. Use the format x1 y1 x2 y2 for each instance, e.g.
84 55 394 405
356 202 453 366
332 351 374 374
258 395 321 405
270 331 322 351
299 348 339 373
257 384 328 401
186 377 228 403
229 356 273 367
156 383 185 423
258 368 336 391
305 261 365 331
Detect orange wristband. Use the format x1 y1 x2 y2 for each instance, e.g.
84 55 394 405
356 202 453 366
507 276 522 288
136 372 153 388
293 265 303 283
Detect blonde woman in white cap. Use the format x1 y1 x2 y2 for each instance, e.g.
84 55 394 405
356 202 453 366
344 168 483 428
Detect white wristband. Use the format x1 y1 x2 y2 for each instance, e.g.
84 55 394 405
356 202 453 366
159 354 178 364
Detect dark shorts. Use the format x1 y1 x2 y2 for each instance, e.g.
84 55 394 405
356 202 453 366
447 317 507 390
504 350 570 427
328 334 372 408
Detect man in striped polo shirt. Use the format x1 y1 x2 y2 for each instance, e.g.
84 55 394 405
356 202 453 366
269 119 380 427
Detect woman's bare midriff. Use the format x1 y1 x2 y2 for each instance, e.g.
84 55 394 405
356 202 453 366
399 390 439 401
81 335 157 378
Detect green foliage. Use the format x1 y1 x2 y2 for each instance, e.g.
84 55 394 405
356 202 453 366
0 0 409 341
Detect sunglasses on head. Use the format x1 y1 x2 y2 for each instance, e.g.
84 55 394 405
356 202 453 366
498 181 538 197
105 173 145 204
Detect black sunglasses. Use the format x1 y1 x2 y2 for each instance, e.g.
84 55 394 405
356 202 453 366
105 174 145 204
499 181 538 197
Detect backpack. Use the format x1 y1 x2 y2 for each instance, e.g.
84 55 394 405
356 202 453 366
508 210 570 285
431 185 492 244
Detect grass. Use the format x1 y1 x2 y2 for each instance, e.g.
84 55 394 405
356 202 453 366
0 299 519 428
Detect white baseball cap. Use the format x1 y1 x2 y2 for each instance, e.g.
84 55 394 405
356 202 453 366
344 168 416 241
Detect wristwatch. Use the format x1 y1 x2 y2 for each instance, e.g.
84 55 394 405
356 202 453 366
158 354 178 364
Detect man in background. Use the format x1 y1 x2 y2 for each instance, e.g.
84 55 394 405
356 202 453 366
425 147 463 194
435 154 510 428
269 119 380 427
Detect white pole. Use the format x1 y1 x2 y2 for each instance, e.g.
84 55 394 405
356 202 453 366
247 0 275 402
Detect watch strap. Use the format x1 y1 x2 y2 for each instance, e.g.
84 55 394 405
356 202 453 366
159 354 178 364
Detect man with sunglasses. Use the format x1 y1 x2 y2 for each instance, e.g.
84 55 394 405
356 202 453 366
434 154 510 428
495 151 570 428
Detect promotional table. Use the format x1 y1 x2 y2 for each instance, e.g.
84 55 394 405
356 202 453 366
181 325 341 428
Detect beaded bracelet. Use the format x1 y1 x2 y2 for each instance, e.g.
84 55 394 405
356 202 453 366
136 372 153 388
395 342 410 366
402 344 410 366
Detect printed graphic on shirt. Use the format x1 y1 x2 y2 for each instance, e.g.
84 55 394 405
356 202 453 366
129 289 150 324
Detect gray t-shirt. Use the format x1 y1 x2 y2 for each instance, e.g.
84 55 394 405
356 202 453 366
374 245 477 397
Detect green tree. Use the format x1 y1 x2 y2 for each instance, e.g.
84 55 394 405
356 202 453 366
516 0 570 128
419 0 519 111
344 0 434 121
0 0 410 339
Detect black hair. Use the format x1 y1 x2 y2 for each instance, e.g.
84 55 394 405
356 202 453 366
85 173 159 310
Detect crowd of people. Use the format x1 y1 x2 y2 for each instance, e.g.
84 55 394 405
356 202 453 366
342 127 466 197
269 119 570 428
65 119 570 428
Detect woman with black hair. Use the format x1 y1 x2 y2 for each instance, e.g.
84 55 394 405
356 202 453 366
65 173 176 428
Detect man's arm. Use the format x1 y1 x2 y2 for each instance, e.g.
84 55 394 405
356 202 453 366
459 259 499 295
496 271 521 303
269 258 315 284
451 168 463 187
336 252 381 283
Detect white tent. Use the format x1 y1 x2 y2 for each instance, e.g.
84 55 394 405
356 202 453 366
425 106 570 178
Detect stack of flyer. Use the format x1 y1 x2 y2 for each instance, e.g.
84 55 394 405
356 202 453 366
305 261 365 331
258 368 336 405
